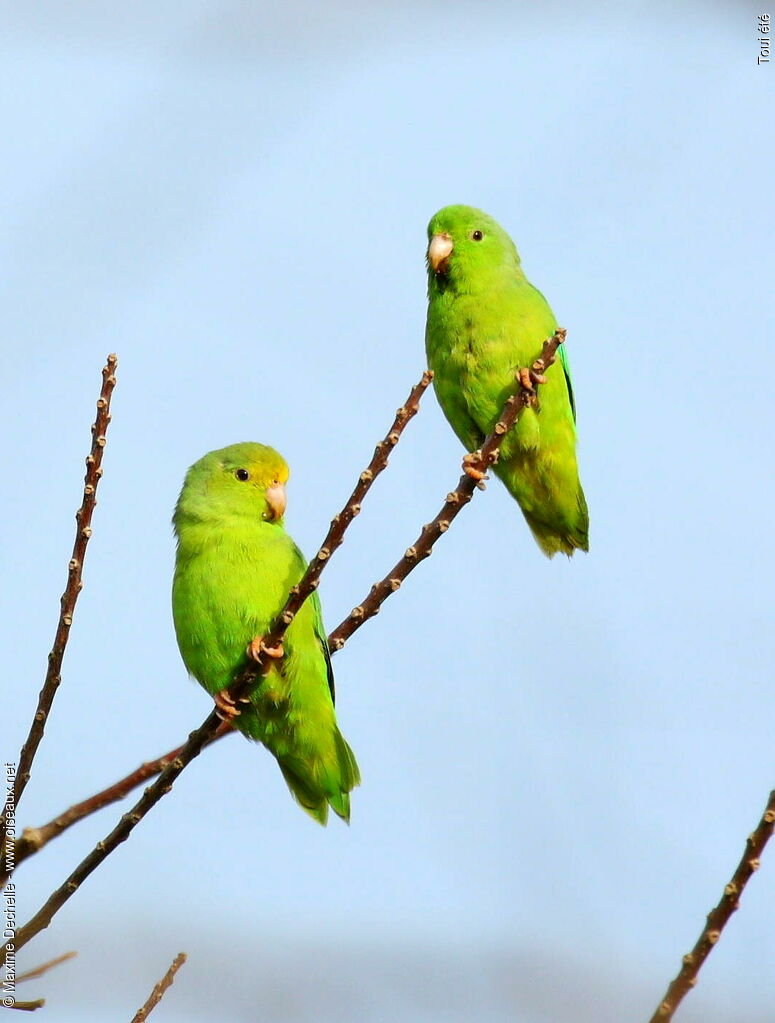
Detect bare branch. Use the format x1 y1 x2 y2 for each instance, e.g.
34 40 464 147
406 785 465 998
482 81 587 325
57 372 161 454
4 723 233 883
329 330 565 648
12 371 432 951
130 952 187 1023
648 788 775 1022
13 707 222 954
2 949 77 1012
8 355 118 831
15 950 77 984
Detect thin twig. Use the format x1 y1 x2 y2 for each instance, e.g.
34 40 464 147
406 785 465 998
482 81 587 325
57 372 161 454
648 788 775 1022
15 950 77 984
130 952 187 1023
2 950 77 1012
12 709 220 954
4 723 232 883
329 330 565 648
6 356 117 840
12 371 432 952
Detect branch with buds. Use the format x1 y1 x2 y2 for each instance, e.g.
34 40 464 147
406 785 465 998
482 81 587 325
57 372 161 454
3 356 117 860
647 788 775 1022
330 329 565 647
224 369 435 699
130 953 187 1023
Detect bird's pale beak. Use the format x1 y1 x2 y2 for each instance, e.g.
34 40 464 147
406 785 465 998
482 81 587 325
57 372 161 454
428 232 454 274
264 482 287 521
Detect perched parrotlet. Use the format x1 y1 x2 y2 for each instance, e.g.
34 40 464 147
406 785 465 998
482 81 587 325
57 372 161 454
172 442 359 824
425 204 589 557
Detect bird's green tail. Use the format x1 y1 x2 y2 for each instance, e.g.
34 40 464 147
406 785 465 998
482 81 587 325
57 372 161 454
523 484 590 557
495 450 589 558
278 727 360 826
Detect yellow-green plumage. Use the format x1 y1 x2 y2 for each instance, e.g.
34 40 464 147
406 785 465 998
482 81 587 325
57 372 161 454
172 442 359 824
425 204 589 556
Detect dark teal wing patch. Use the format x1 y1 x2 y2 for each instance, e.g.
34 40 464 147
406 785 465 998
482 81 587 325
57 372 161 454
292 543 336 703
558 343 577 422
317 624 336 704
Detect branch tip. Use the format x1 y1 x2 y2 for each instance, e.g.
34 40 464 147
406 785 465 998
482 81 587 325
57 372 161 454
648 787 775 1022
130 952 187 1023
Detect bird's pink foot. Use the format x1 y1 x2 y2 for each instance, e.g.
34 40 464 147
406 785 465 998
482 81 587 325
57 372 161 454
462 451 489 482
518 349 555 393
246 635 285 665
213 688 240 721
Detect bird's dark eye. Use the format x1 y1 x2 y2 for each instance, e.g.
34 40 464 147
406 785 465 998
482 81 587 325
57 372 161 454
471 230 484 241
235 468 250 481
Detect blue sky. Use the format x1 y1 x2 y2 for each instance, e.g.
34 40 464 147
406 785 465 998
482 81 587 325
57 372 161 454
3 2 774 1020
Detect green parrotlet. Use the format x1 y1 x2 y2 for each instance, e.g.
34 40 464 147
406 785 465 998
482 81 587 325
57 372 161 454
172 442 359 824
425 204 589 557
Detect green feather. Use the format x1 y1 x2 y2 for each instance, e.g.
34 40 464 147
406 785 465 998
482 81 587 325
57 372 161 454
425 205 589 557
172 442 360 824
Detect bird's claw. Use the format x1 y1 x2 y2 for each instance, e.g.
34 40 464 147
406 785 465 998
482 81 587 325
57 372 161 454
518 356 552 393
213 688 241 721
246 635 285 665
462 451 489 482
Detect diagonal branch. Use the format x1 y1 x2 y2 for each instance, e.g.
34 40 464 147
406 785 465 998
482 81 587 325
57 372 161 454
329 329 565 648
130 952 187 1023
13 708 221 954
7 355 118 832
5 725 233 881
6 334 565 881
230 369 434 686
647 787 775 1022
14 950 77 984
4 998 45 1012
2 949 77 1011
12 370 432 952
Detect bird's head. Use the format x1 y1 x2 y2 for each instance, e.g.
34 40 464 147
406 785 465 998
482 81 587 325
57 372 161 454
173 442 289 532
426 204 521 294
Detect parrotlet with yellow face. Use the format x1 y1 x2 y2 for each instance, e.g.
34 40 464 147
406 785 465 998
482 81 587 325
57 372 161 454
172 442 359 824
425 204 589 556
